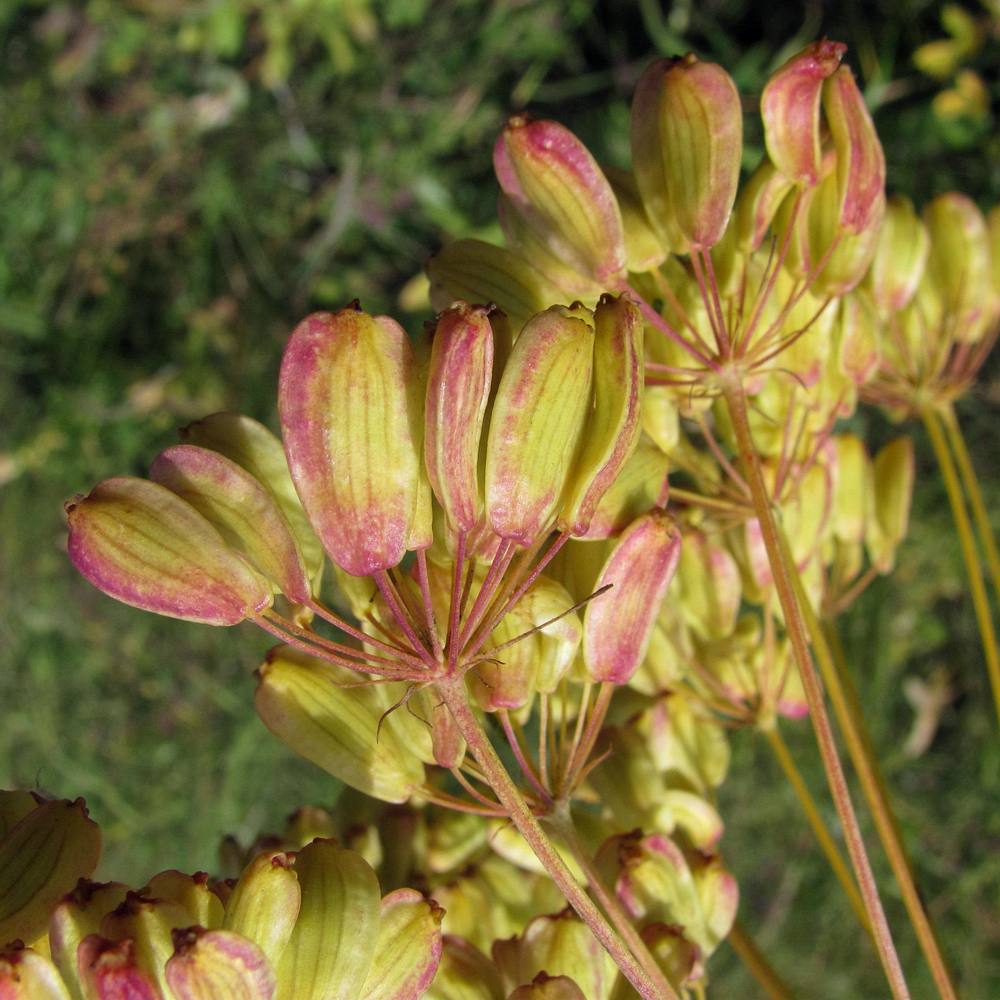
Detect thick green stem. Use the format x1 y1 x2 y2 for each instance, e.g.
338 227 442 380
727 919 796 1000
941 404 1000 607
722 380 910 1000
763 725 871 934
435 678 678 1000
923 406 1000 725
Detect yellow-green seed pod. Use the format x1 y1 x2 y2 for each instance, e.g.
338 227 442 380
66 478 272 626
867 195 930 313
923 193 994 343
988 205 1000 298
275 840 381 1000
150 445 312 605
493 911 618 1000
835 288 880 389
49 880 130 999
486 305 595 544
631 55 743 251
142 871 224 931
867 437 915 574
0 797 101 947
279 306 422 577
424 303 494 534
165 927 276 1000
832 435 872 544
691 855 740 955
675 529 741 641
100 893 193 998
427 240 555 335
602 165 669 273
179 412 326 592
733 157 795 252
224 850 301 976
358 889 443 1000
0 945 71 1000
761 40 846 186
254 646 429 804
822 65 886 235
559 294 644 535
494 116 626 284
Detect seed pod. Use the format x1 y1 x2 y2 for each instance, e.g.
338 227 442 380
867 196 930 313
142 871 224 931
584 510 682 683
150 445 312 605
602 165 669 273
223 850 301 975
275 840 380 1000
923 193 994 343
486 305 595 545
631 55 743 250
675 529 741 641
494 116 626 284
0 945 70 1000
165 927 275 1000
76 937 160 1000
733 158 795 251
831 435 872 545
180 413 325 586
50 880 130 997
867 437 915 573
66 478 272 626
427 240 555 334
254 647 429 804
358 889 443 1000
493 911 618 1000
424 303 494 534
0 797 101 946
559 295 643 534
691 855 740 955
761 40 846 186
822 65 886 235
279 306 422 577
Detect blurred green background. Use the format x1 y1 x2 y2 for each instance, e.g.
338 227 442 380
2 0 998 995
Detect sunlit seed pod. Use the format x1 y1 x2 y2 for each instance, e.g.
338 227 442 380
584 510 682 684
923 192 994 343
0 944 71 1000
0 797 101 947
66 478 272 626
424 302 494 535
165 927 276 1000
100 893 193 998
866 195 930 314
426 239 556 334
179 412 326 588
142 871 224 931
279 306 422 577
602 165 669 273
631 55 743 251
358 889 443 1000
223 850 301 976
690 855 739 956
485 305 595 545
150 445 312 605
675 529 741 642
49 879 131 995
822 65 886 235
254 646 429 805
274 840 381 1000
76 937 160 1000
559 294 644 535
831 434 873 545
494 116 626 283
835 288 881 389
761 40 846 186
